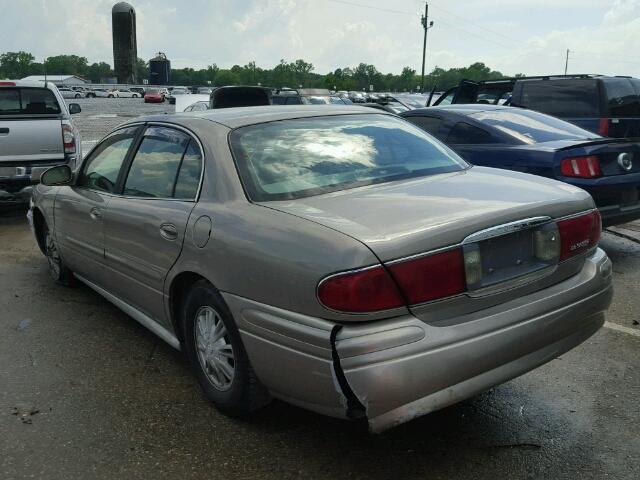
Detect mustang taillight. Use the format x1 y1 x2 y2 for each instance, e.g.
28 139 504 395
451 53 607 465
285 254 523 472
62 123 76 154
388 249 466 305
317 265 404 313
557 210 601 260
560 155 601 178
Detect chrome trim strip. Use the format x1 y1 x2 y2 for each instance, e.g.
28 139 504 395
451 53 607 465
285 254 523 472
462 216 551 244
75 274 181 350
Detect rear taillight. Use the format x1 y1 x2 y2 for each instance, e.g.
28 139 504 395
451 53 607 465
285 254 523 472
0 81 16 86
557 210 601 260
388 249 466 305
560 155 601 178
62 123 76 154
597 118 609 136
317 265 404 313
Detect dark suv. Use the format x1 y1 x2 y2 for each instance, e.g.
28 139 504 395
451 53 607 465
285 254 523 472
435 75 640 139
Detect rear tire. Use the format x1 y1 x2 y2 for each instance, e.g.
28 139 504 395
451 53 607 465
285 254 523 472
43 224 75 286
182 280 269 416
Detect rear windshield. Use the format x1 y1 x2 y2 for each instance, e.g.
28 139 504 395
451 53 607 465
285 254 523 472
229 114 468 201
516 79 600 117
603 78 640 116
470 108 600 144
0 87 61 115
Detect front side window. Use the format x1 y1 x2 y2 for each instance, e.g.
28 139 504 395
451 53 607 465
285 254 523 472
79 127 139 193
406 116 444 137
123 126 202 199
446 122 497 145
230 114 468 201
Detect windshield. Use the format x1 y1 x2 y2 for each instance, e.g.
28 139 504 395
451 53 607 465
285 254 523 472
470 108 600 143
147 89 160 94
395 95 427 109
229 114 468 201
0 87 61 115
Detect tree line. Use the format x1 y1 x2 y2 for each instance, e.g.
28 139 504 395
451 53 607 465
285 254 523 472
0 51 513 92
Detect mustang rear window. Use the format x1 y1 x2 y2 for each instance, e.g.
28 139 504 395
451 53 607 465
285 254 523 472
229 114 468 201
470 109 600 144
0 87 61 115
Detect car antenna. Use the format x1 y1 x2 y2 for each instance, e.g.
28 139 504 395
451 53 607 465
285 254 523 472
43 57 48 88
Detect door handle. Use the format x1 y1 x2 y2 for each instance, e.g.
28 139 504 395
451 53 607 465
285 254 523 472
0 128 9 136
89 207 102 221
159 223 178 241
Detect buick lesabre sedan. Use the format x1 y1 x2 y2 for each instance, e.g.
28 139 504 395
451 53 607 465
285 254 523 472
30 106 613 432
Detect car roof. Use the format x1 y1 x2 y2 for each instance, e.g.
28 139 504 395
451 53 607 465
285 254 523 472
134 105 387 129
0 80 57 89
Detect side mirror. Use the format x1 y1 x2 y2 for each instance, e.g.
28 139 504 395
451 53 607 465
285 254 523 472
41 165 73 186
69 103 81 114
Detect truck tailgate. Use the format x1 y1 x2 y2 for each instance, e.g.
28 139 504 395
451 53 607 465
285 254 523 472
0 117 64 163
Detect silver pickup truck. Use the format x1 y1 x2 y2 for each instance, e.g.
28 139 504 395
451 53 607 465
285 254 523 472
0 80 82 202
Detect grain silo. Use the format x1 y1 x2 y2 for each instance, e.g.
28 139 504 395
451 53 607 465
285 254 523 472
112 2 138 84
149 52 171 85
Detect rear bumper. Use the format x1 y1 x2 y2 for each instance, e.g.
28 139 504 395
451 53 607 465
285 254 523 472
223 248 613 432
0 160 72 202
569 178 640 226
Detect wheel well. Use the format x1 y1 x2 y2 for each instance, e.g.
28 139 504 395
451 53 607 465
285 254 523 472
32 208 47 255
169 272 211 344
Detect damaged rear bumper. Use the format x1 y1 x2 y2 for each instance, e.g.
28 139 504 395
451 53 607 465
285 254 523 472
222 248 613 433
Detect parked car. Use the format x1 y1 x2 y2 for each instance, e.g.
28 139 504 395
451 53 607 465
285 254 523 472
144 88 165 103
167 87 191 105
57 87 83 99
272 88 350 105
0 80 81 202
129 87 146 96
435 74 640 139
197 87 213 95
31 105 612 432
183 101 208 112
402 104 640 226
348 91 366 103
86 88 115 98
113 88 141 98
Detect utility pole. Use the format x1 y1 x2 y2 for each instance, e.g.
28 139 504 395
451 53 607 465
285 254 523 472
564 49 570 75
420 3 434 93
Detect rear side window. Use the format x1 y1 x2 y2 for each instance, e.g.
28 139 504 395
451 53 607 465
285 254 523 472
406 116 444 138
123 126 202 199
604 78 640 116
517 80 600 117
0 88 61 115
446 122 497 144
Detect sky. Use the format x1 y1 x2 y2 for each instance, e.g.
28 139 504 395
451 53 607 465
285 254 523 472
1 0 639 77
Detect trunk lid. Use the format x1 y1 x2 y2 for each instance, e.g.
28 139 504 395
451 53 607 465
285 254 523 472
265 166 594 262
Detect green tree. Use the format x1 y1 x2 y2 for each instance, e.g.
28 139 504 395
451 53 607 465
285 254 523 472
87 62 113 83
0 51 37 79
135 58 148 83
44 55 89 77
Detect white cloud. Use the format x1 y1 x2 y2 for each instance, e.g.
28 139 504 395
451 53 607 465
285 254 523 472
0 0 639 78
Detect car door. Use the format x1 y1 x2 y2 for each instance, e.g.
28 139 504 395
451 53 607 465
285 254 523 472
53 126 140 286
103 124 203 325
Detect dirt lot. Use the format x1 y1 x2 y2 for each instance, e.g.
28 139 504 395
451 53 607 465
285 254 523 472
1 99 639 479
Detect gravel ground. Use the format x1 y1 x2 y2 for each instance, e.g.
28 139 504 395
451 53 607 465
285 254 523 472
0 213 639 480
66 97 174 152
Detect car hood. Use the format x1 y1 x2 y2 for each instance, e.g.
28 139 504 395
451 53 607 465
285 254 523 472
263 166 595 261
